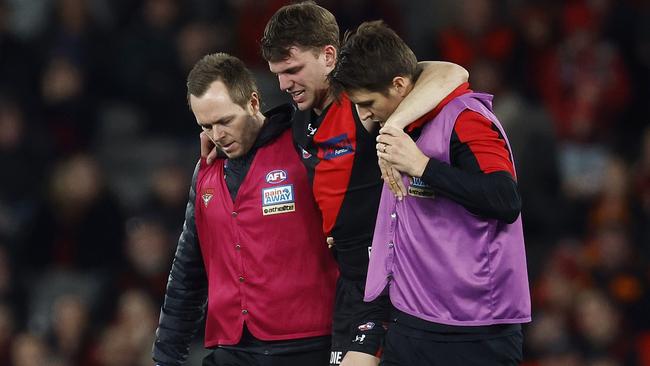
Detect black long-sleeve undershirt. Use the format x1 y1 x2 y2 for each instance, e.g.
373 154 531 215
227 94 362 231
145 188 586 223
412 110 522 224
421 161 521 223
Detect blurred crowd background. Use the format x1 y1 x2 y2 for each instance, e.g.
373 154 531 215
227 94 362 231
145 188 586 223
0 0 649 365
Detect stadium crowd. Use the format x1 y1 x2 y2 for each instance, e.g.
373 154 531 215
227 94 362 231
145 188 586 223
0 0 649 365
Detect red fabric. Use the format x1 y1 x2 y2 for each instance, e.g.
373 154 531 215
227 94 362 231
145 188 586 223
312 94 358 235
562 0 597 35
234 0 288 66
438 27 515 67
534 0 630 141
406 82 471 133
454 110 516 178
195 130 338 346
406 82 515 178
639 332 650 366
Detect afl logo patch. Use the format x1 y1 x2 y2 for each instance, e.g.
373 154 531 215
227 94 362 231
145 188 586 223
265 170 287 184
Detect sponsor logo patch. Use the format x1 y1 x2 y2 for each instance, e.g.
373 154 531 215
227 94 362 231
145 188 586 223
262 185 295 215
320 134 354 160
201 188 214 207
358 321 375 332
265 169 287 184
408 177 435 198
307 123 318 136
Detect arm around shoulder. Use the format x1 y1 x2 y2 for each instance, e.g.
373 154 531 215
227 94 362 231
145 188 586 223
384 61 468 130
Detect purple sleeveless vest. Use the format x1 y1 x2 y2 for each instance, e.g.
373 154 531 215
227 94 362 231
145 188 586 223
365 92 531 326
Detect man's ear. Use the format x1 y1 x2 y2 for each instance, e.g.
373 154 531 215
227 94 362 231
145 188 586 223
248 92 260 114
391 76 412 97
323 45 337 69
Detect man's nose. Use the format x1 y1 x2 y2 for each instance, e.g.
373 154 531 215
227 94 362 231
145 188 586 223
212 126 226 142
358 107 373 121
278 74 293 92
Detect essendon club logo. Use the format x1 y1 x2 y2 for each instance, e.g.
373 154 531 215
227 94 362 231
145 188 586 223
201 188 214 207
357 322 375 331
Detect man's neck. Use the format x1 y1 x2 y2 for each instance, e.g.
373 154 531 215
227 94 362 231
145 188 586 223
312 89 335 116
237 113 267 158
253 111 266 125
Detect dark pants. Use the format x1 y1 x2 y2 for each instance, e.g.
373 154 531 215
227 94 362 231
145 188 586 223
202 347 330 366
330 277 389 365
379 324 523 366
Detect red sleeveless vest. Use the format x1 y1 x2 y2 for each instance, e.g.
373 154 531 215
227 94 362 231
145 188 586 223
194 130 338 346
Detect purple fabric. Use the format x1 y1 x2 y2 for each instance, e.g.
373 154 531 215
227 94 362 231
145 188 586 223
365 92 531 326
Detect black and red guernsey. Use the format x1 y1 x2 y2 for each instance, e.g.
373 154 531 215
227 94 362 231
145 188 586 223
292 94 382 278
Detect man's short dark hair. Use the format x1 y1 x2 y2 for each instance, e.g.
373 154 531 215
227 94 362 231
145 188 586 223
330 21 418 95
261 1 339 62
186 53 259 108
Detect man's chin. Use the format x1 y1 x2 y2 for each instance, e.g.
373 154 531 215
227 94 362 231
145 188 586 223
295 100 312 111
224 152 242 159
223 148 243 159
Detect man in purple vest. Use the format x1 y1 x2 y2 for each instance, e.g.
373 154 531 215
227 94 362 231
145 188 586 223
330 21 531 365
152 53 339 366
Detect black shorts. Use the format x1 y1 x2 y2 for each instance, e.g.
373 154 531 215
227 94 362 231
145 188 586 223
329 276 390 366
204 326 331 366
203 347 330 366
379 317 524 366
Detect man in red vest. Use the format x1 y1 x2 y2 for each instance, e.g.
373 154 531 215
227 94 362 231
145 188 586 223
152 53 338 366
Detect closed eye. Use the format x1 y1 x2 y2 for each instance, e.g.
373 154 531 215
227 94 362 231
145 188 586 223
199 116 233 131
219 117 233 126
279 66 302 75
